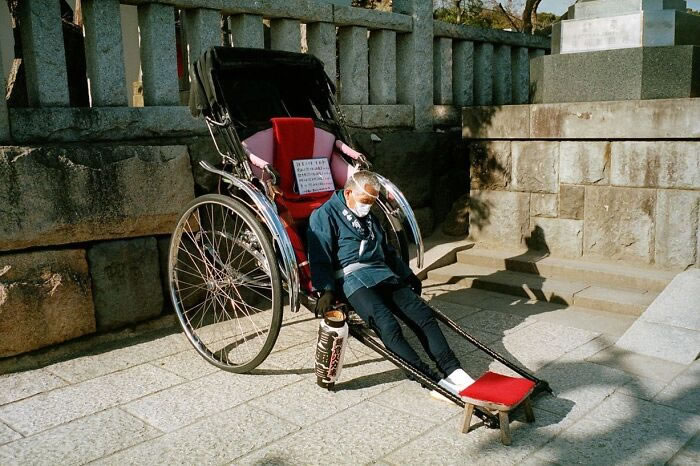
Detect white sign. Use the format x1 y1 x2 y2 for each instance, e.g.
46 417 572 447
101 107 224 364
293 158 335 195
560 13 643 54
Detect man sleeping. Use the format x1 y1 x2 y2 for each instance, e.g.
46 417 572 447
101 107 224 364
307 170 475 398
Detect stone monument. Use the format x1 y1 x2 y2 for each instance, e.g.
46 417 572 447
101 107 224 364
531 0 700 102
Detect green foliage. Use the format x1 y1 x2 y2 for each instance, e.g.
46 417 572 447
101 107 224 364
687 8 700 17
435 2 559 34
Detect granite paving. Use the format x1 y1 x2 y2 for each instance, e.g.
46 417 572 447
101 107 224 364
0 288 697 465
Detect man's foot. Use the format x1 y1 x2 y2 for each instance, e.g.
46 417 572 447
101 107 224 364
429 369 475 402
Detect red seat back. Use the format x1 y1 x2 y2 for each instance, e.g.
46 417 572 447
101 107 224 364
271 117 316 194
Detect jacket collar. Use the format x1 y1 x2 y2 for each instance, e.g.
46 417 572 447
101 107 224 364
330 190 368 238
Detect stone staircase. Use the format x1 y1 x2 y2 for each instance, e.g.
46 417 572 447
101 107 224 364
424 245 680 334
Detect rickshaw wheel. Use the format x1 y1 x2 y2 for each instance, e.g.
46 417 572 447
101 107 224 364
168 194 283 373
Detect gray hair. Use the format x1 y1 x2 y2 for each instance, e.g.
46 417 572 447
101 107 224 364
345 170 380 192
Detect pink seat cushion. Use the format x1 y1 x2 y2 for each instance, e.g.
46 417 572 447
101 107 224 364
459 372 535 407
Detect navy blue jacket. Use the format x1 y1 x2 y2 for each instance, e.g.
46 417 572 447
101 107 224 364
307 190 413 298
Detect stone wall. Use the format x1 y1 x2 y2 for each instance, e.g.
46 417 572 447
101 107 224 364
463 98 700 270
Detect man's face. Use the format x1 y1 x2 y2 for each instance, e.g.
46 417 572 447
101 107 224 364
344 183 379 209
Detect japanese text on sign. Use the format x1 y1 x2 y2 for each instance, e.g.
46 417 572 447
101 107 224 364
293 158 335 195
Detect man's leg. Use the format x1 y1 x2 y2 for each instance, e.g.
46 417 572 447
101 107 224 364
388 284 462 377
347 284 436 377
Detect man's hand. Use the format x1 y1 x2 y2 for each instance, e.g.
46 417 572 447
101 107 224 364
406 274 422 296
315 290 335 317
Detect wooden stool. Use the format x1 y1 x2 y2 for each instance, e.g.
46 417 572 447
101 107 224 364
459 371 536 445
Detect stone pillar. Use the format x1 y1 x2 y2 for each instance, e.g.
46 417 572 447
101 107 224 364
369 30 397 104
394 0 433 130
138 3 179 106
453 40 474 107
511 46 529 104
493 44 512 105
82 0 128 107
474 42 494 106
183 8 221 64
229 14 264 48
433 37 452 105
270 19 301 52
307 22 337 82
18 0 70 106
338 26 368 105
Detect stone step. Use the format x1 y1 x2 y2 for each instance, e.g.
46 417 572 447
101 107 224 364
456 247 677 292
426 262 657 316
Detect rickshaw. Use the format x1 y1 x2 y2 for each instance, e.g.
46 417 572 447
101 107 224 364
168 46 549 429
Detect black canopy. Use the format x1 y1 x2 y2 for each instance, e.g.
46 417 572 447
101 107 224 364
189 47 338 138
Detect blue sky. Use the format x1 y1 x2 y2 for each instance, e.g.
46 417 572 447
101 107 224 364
539 0 700 14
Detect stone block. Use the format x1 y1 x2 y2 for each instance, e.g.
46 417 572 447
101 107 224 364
493 44 512 105
433 37 452 105
531 193 558 218
569 0 687 21
8 107 207 143
270 18 301 52
655 189 700 268
559 185 585 220
138 3 179 106
333 6 412 32
87 237 163 331
307 22 336 83
468 190 530 246
511 46 529 105
339 105 362 127
361 105 413 128
560 141 610 185
0 249 96 357
156 235 173 312
611 141 700 189
511 141 559 193
468 141 511 190
473 42 494 106
452 40 474 107
529 217 584 258
369 30 397 105
413 207 434 237
531 98 700 139
229 14 264 48
0 145 195 251
442 193 469 236
338 26 369 105
462 105 530 139
18 0 69 106
530 46 700 104
82 0 128 107
584 186 656 263
183 8 222 63
432 105 460 126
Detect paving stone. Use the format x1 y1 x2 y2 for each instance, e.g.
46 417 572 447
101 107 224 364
428 298 482 321
46 333 190 384
150 349 219 381
0 368 67 406
386 407 571 465
616 321 699 366
617 376 669 401
573 285 654 316
0 408 160 465
534 360 632 422
239 401 435 465
371 378 462 422
458 309 532 336
587 346 688 383
0 422 20 446
537 393 700 465
668 432 700 466
122 367 301 432
555 334 616 362
94 404 297 466
526 307 636 338
0 364 184 435
654 361 700 415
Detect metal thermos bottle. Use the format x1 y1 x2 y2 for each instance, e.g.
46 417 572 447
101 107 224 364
315 307 349 390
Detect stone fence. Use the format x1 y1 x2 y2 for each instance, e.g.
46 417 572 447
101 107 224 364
0 0 548 359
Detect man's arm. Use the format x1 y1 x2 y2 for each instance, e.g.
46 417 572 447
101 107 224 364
380 226 413 280
307 210 337 293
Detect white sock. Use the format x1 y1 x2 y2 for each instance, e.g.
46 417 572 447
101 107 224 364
446 369 475 389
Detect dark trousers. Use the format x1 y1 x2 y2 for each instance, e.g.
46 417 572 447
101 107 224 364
347 282 461 378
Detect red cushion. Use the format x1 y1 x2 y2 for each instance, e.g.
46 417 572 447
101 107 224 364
271 117 315 194
276 193 332 221
459 371 535 407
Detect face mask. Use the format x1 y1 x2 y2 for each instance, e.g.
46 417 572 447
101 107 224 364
350 200 372 218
